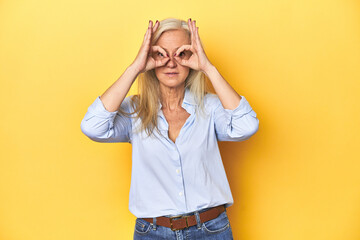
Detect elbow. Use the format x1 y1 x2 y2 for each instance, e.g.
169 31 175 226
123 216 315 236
80 119 96 140
247 118 259 137
80 118 109 142
244 123 258 140
242 112 259 140
228 118 259 141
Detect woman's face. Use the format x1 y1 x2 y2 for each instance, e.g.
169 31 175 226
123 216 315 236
153 29 192 89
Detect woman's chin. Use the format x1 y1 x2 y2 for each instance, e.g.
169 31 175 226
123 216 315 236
159 79 186 89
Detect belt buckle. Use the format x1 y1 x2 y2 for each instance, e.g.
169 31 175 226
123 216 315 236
169 215 189 231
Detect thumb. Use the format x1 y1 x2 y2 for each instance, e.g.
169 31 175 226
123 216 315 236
174 56 188 67
160 57 170 66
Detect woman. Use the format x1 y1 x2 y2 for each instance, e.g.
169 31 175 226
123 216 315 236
81 17 259 239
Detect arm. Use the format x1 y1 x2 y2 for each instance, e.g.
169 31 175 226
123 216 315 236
80 65 137 142
174 18 259 141
99 20 164 112
99 65 139 112
212 93 259 142
204 64 242 110
80 20 168 143
80 64 139 143
204 64 259 141
80 95 134 143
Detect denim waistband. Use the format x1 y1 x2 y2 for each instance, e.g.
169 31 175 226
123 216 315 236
162 204 226 218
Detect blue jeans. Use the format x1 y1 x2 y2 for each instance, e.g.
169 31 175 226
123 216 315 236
133 206 234 239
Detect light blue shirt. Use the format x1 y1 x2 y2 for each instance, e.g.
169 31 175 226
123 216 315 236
80 88 259 218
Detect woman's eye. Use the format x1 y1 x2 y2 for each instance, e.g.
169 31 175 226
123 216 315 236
157 52 163 56
179 52 185 56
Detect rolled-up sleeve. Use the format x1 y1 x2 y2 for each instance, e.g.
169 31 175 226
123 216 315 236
80 96 133 143
213 95 259 141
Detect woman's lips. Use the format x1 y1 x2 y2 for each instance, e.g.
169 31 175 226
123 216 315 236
165 73 178 77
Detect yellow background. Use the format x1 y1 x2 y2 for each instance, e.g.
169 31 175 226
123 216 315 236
1 0 359 239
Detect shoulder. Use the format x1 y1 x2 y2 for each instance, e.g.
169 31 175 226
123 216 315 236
119 94 138 112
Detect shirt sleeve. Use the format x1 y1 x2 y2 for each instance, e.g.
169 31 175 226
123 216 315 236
80 96 133 143
213 95 259 142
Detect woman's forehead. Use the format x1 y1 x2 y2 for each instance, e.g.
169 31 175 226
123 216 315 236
155 29 190 48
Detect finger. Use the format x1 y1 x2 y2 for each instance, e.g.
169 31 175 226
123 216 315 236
152 45 168 57
174 56 189 67
174 44 192 57
193 20 198 41
152 20 157 33
148 20 152 33
192 20 199 46
152 20 159 33
174 56 190 67
143 23 150 40
190 20 202 51
143 21 153 50
142 27 152 53
141 29 150 54
148 20 153 38
143 21 152 43
195 26 203 49
188 18 195 45
191 19 196 46
157 57 170 67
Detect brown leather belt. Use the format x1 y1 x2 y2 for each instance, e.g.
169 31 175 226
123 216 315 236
141 204 226 231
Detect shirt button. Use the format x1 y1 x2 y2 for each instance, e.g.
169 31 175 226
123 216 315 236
179 192 183 196
176 169 180 174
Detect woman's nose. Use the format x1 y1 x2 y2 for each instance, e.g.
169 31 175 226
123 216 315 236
166 55 177 66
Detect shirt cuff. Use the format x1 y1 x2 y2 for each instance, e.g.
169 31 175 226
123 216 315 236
223 96 255 125
87 96 118 119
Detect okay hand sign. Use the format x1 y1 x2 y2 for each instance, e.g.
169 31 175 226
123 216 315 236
131 20 170 74
173 19 212 73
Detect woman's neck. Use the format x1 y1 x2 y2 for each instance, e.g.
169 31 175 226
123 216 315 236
159 84 185 111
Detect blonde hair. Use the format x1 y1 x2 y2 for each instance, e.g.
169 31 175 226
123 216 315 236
120 17 211 137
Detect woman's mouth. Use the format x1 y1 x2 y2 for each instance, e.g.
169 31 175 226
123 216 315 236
165 72 179 77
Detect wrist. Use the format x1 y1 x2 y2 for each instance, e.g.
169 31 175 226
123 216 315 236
127 64 141 77
203 63 216 78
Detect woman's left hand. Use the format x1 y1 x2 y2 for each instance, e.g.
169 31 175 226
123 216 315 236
174 18 212 73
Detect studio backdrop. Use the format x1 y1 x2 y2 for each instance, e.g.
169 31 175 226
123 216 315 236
0 0 359 239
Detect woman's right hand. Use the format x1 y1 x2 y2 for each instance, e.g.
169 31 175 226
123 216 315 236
131 20 170 74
